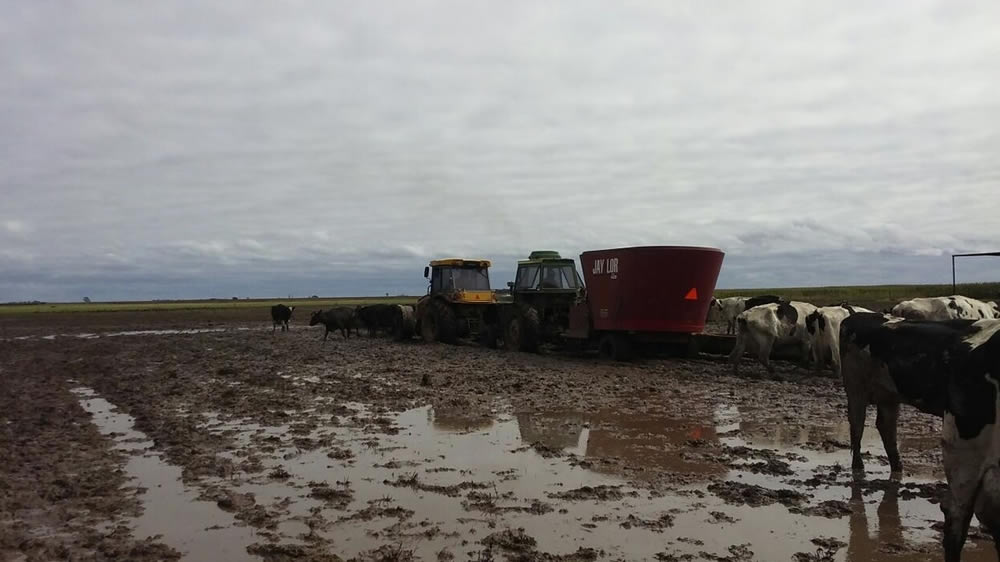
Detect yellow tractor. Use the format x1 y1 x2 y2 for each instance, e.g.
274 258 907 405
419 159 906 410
415 258 498 344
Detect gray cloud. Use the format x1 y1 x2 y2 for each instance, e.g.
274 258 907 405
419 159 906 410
2 1 1000 301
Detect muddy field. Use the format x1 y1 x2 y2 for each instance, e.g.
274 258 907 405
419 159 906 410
1 310 995 561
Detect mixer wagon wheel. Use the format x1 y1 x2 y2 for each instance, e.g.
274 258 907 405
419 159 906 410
598 333 633 362
504 305 540 353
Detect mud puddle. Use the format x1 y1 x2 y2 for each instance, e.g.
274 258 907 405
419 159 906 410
7 327 262 342
72 387 258 561
193 398 994 561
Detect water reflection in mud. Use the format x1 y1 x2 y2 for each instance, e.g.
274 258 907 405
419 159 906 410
75 383 995 561
72 387 256 561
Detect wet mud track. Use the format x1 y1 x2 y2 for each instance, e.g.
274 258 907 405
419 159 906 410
1 312 996 561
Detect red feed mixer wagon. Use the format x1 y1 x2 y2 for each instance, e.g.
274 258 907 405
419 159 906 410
563 246 725 360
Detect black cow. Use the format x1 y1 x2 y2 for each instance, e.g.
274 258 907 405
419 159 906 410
743 294 782 310
356 304 398 337
271 304 295 333
309 307 357 341
840 314 1000 561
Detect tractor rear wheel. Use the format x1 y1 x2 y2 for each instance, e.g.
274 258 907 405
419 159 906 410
504 305 540 352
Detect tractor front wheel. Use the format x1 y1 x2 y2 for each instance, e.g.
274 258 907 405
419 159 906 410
504 305 540 353
431 300 458 344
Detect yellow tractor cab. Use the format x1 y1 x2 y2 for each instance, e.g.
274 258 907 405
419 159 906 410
423 259 496 304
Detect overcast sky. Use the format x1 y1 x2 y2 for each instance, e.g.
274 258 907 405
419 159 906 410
2 1 999 301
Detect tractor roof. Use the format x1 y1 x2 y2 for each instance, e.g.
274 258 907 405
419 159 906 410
429 258 491 268
518 250 574 265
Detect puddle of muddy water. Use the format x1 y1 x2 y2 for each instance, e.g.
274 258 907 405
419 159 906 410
71 377 994 562
7 327 261 342
72 387 259 561
197 400 995 562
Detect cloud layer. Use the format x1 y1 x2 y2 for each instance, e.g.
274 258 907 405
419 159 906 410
2 1 999 301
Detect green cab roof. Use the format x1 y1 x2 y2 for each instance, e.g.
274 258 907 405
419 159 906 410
518 250 575 265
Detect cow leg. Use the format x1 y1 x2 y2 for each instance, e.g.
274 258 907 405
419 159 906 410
875 402 902 473
942 496 977 562
941 427 987 562
726 320 734 335
846 394 867 471
830 341 842 379
341 327 348 339
729 334 746 376
977 466 1000 560
323 328 329 341
757 336 775 375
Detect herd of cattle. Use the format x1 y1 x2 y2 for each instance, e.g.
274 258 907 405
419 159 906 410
713 294 1000 561
270 303 416 340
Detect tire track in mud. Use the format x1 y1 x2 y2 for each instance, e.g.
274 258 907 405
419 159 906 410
0 343 179 561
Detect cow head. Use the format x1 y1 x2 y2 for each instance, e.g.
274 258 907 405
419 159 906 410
706 298 723 322
309 310 322 326
989 301 999 319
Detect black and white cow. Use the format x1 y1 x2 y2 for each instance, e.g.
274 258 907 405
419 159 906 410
729 300 817 376
890 295 998 321
839 313 1000 561
960 296 1000 320
270 304 295 333
805 304 872 376
708 296 748 334
743 294 782 311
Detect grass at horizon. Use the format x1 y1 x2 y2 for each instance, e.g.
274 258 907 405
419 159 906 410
2 282 997 316
0 296 418 315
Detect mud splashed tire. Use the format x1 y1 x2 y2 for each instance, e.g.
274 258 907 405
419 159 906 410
504 305 540 353
431 300 458 345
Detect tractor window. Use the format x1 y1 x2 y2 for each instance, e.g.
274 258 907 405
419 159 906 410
431 267 444 292
516 265 539 289
560 265 583 288
444 267 491 291
538 265 582 289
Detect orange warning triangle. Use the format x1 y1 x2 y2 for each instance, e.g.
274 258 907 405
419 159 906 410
684 287 698 300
